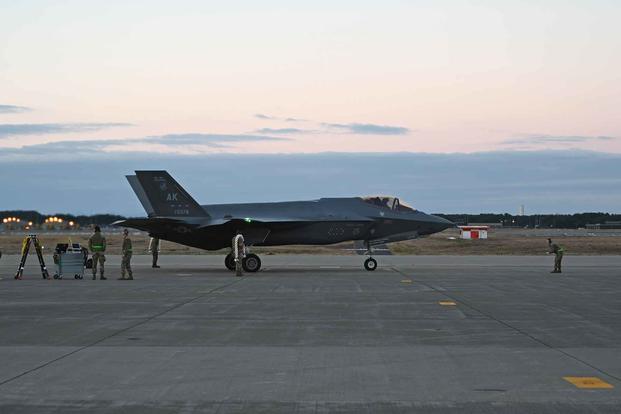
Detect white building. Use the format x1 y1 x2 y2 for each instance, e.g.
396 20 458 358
459 226 489 240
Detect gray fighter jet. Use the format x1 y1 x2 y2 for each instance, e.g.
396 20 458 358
114 171 454 272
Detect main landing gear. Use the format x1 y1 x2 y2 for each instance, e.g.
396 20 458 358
363 240 377 271
224 252 262 273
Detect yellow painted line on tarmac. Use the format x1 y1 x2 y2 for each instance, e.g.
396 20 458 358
401 279 412 283
563 377 614 389
439 301 457 306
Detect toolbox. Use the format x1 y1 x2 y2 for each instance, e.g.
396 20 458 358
53 243 87 280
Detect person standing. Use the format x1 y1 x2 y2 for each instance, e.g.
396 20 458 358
119 229 134 280
88 225 107 280
149 236 160 268
548 238 564 273
232 231 245 277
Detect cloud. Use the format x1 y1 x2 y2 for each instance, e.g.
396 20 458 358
0 123 133 139
503 134 617 146
146 133 289 145
324 123 410 135
255 114 306 122
254 114 409 135
254 128 310 134
0 104 31 113
0 133 290 155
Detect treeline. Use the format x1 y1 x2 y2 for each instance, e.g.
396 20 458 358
434 212 621 228
0 210 127 227
2 210 621 229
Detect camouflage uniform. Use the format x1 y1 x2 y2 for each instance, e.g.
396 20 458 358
120 234 133 280
548 241 564 273
89 231 107 280
149 237 160 268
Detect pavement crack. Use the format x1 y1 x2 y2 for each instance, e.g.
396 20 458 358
390 266 621 384
0 276 246 388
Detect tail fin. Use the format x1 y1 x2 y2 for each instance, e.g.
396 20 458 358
128 171 209 218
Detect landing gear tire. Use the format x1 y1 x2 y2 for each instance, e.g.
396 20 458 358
243 254 261 273
224 253 236 271
364 257 377 271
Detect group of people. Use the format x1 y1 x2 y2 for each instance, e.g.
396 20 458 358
87 226 161 280
84 226 565 279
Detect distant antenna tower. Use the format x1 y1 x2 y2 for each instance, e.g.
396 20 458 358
519 205 525 216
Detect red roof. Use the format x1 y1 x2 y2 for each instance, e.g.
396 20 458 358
458 226 489 230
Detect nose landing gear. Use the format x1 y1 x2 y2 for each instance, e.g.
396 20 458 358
363 240 378 271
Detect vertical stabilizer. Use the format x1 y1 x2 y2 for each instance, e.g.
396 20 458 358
131 171 209 218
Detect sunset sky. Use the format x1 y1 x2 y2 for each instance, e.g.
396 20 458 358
2 0 620 154
1 1 620 214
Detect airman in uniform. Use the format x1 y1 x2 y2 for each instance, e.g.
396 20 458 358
88 226 107 280
548 238 564 273
149 236 160 268
119 229 133 280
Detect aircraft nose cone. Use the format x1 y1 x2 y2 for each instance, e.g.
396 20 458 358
428 214 455 231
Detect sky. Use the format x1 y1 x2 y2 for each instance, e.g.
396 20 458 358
1 1 620 214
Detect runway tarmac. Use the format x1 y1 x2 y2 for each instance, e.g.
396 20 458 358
1 254 620 413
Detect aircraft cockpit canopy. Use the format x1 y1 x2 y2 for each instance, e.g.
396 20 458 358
362 196 416 212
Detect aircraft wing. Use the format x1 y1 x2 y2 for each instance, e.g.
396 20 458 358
198 214 374 228
112 217 196 233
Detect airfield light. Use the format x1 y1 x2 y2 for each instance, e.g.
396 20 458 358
28 222 33 226
69 221 74 226
2 218 6 223
16 218 20 222
244 218 252 223
58 218 63 223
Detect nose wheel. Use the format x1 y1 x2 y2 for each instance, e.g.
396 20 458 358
362 240 378 271
364 257 377 271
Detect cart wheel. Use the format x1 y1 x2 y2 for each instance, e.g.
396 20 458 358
53 274 59 280
79 275 84 280
74 274 78 280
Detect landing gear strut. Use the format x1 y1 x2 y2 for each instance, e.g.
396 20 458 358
363 240 377 271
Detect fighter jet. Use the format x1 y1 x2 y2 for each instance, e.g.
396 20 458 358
114 170 454 272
